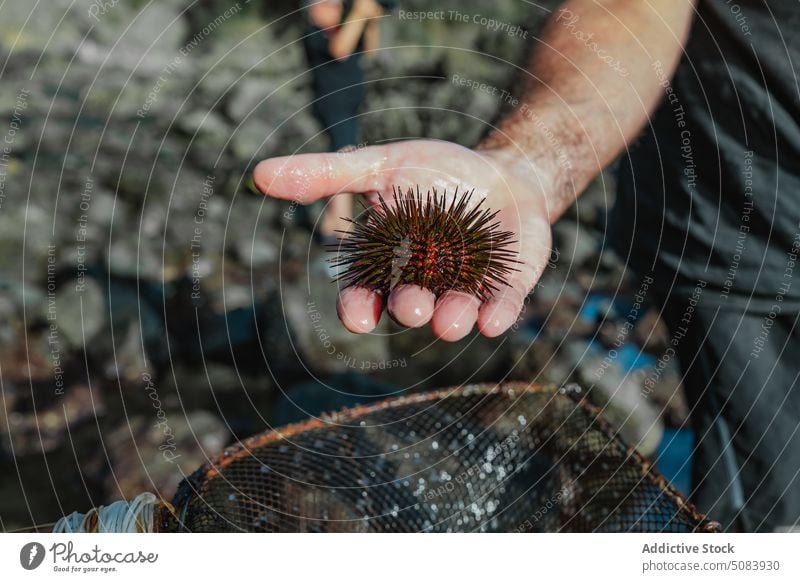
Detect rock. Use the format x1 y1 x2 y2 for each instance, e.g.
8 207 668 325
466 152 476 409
107 232 165 280
552 219 600 269
89 0 187 76
567 170 615 226
163 361 270 400
569 340 664 457
2 328 58 384
178 110 232 150
197 16 304 77
0 0 83 54
1 383 105 457
226 195 280 269
282 265 391 376
228 77 277 122
642 355 689 426
234 231 279 270
45 277 105 350
634 307 671 354
105 322 150 383
0 292 16 345
388 318 511 389
105 410 228 500
272 372 401 426
231 120 281 161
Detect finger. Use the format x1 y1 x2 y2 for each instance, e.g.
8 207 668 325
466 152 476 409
387 284 435 328
253 146 392 203
478 213 552 338
431 291 480 342
477 287 527 338
336 286 383 333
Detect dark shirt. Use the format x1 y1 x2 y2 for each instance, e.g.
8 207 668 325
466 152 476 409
612 0 800 313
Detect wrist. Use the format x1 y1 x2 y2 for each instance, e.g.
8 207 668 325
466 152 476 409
476 133 574 225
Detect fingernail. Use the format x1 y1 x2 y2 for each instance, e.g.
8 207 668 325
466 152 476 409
387 285 435 328
479 299 520 337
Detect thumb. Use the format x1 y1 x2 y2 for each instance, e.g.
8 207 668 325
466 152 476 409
253 146 392 203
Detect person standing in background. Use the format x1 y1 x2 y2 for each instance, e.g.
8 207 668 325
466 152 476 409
303 0 383 244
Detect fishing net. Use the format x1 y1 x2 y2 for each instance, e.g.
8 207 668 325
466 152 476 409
152 382 718 533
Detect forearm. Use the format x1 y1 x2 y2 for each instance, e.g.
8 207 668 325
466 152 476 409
479 0 696 223
329 13 369 59
363 21 380 55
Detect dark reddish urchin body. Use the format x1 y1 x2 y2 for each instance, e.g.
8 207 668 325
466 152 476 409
329 187 519 301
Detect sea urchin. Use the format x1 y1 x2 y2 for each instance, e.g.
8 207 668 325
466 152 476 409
329 187 519 301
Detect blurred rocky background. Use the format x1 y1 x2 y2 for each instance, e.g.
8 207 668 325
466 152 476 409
0 0 689 531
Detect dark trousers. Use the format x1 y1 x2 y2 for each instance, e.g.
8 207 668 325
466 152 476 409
660 289 800 531
296 100 361 234
312 100 360 151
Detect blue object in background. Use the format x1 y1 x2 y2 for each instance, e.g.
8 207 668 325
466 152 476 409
656 428 694 496
578 294 614 325
616 342 656 374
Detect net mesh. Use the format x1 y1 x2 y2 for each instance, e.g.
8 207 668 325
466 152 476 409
162 382 719 533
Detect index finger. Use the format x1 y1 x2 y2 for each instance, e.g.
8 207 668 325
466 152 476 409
253 146 392 203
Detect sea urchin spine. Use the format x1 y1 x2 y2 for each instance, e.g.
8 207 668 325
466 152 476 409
329 187 519 301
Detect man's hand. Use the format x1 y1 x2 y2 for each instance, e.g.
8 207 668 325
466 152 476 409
257 0 696 340
253 140 556 341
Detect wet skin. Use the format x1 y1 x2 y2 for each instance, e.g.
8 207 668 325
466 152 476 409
254 140 553 341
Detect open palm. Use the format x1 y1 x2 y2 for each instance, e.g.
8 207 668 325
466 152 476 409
254 140 554 341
